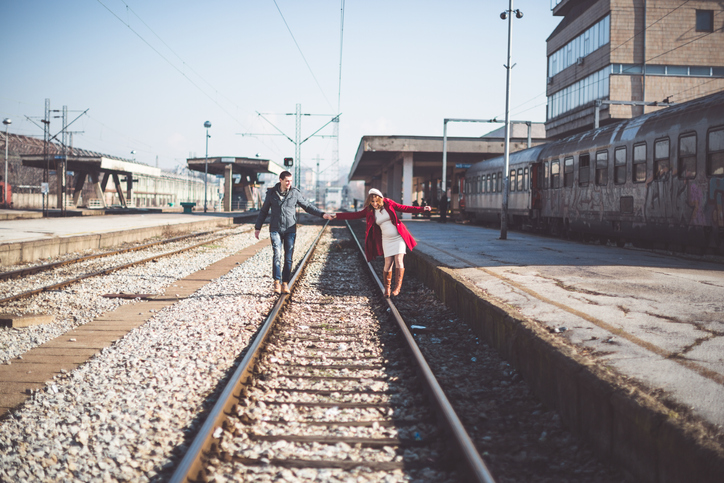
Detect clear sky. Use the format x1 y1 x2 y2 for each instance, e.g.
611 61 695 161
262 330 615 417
1 1 561 181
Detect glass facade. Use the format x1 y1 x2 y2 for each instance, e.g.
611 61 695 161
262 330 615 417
549 15 610 78
548 67 610 119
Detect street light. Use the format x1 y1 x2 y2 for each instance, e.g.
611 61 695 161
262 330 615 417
499 1 523 240
3 118 11 208
203 120 211 212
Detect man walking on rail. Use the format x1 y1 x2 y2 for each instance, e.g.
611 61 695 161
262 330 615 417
255 170 334 294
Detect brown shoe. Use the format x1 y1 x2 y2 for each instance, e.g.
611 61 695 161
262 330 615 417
383 271 392 297
281 282 290 294
273 280 281 294
391 268 405 297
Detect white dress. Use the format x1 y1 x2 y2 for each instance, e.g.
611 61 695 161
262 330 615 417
375 208 406 257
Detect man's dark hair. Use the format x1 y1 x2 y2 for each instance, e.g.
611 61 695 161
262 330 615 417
280 171 292 180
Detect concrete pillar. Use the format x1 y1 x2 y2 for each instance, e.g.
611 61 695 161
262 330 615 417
223 164 233 211
391 161 402 202
401 153 413 219
126 174 133 207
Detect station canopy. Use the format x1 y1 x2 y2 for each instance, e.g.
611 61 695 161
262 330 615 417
186 156 283 180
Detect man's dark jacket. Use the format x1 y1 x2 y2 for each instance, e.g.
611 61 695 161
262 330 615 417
254 183 325 233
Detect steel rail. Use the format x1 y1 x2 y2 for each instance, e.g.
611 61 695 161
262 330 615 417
0 228 238 281
345 220 497 483
0 229 246 306
169 222 329 483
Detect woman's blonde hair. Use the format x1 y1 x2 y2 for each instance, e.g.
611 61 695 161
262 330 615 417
363 192 384 210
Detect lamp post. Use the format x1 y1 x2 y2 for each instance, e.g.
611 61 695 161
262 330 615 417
499 1 523 240
203 120 211 212
3 118 11 208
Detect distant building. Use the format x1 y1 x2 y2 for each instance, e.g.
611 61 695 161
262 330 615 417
547 0 724 139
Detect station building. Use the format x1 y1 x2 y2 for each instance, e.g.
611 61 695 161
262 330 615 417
547 0 724 138
1 132 214 211
347 123 547 217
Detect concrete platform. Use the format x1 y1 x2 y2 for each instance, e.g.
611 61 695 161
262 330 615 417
0 209 44 221
402 219 724 483
0 211 259 266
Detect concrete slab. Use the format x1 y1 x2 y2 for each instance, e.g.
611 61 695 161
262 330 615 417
401 219 724 483
0 313 54 328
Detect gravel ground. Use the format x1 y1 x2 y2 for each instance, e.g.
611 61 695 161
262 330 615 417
0 224 321 482
0 227 253 364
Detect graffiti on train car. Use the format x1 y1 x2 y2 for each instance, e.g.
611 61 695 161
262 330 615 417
711 177 724 227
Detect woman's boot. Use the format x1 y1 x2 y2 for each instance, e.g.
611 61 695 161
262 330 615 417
383 271 392 297
391 268 405 296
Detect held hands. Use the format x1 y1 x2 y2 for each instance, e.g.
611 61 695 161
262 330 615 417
323 213 337 220
423 206 432 212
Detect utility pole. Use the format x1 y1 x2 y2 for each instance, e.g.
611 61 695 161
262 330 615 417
238 105 340 198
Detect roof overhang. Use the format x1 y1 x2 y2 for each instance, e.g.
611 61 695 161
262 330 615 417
186 156 276 178
20 155 160 176
348 135 538 183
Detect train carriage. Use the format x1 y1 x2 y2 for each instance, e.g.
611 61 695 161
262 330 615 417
462 90 724 253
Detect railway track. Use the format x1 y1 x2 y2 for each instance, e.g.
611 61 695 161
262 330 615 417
0 227 247 306
170 223 494 482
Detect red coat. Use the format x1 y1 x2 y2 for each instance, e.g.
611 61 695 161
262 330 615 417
336 198 425 261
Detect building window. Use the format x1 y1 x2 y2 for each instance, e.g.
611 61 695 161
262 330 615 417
633 142 647 183
678 133 697 179
596 150 608 185
614 146 627 184
579 153 590 186
707 128 724 176
654 138 670 179
696 10 714 32
551 160 560 188
564 157 574 187
548 15 610 77
548 67 610 119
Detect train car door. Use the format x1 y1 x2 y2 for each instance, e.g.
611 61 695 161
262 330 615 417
530 163 542 220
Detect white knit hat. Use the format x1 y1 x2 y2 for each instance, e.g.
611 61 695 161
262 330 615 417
368 188 383 198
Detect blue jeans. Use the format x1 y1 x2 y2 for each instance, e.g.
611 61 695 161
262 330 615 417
270 230 296 283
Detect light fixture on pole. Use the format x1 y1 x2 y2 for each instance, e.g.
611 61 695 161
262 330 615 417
3 118 11 208
499 1 523 240
203 120 211 213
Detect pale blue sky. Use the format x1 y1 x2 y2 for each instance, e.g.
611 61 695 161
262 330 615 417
1 1 560 179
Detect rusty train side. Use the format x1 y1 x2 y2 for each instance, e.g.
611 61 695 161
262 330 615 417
462 91 724 252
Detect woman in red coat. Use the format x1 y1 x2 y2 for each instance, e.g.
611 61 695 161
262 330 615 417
334 189 430 297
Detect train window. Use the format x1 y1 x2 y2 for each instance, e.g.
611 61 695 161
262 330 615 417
483 174 488 193
614 147 627 184
596 150 608 185
564 157 574 187
654 138 670 179
497 172 502 192
523 167 529 191
518 168 523 191
633 143 647 183
678 133 697 179
551 160 560 188
579 153 590 186
475 175 480 193
491 173 496 193
707 128 724 176
542 161 549 189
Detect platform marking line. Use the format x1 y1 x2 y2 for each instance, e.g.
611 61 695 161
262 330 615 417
417 241 724 387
